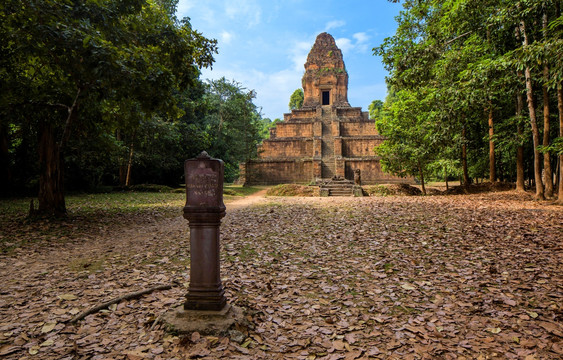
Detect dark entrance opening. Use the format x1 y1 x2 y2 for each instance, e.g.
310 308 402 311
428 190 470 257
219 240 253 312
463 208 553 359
322 91 330 105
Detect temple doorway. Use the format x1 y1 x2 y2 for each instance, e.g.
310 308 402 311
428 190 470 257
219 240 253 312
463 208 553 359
322 91 330 105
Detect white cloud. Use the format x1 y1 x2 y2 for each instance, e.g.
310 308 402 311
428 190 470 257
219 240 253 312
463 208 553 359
325 20 346 31
220 31 234 45
336 32 372 55
176 0 195 15
353 32 370 52
353 32 369 44
290 40 313 71
177 0 217 25
335 37 353 53
225 0 262 27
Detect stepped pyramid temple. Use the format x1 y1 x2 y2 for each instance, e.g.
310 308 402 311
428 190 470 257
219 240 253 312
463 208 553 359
238 32 407 186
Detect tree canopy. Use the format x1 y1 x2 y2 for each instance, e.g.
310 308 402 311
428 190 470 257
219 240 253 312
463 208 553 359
374 0 563 199
289 88 304 110
0 0 267 215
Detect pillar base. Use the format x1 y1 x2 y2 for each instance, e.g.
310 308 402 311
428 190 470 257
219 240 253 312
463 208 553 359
162 304 246 335
184 286 227 311
353 185 364 197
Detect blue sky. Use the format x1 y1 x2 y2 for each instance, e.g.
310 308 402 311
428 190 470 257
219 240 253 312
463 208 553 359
176 0 403 120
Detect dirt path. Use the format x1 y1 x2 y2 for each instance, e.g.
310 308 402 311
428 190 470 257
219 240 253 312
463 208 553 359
225 188 270 211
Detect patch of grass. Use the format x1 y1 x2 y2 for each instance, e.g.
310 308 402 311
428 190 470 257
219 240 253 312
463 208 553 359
266 184 319 197
239 244 258 260
363 184 422 196
223 185 266 197
68 257 105 273
364 185 393 196
123 184 174 193
0 192 185 220
1 184 264 229
0 197 32 218
0 192 187 252
66 192 184 217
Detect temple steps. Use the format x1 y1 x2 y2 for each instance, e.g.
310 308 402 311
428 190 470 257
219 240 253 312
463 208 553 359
321 157 335 178
317 178 355 197
328 186 354 196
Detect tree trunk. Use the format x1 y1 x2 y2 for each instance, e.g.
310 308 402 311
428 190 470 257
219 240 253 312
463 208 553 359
516 88 526 192
519 20 545 200
542 12 554 197
461 126 470 188
125 130 136 187
126 142 134 187
488 104 495 182
0 123 11 196
117 130 127 186
37 121 66 216
418 164 426 195
444 165 449 191
558 82 563 203
36 88 80 216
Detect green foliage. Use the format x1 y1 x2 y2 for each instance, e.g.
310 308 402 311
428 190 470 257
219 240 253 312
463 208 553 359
266 184 319 197
0 1 272 199
289 88 304 110
368 100 384 120
363 185 393 196
203 78 265 182
127 184 174 192
0 0 218 212
375 88 437 185
374 0 562 186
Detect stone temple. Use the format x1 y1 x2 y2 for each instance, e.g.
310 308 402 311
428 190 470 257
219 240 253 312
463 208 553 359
238 32 408 186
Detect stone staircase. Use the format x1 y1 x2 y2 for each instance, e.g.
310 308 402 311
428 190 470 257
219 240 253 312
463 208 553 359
321 157 335 179
321 120 335 178
317 178 356 197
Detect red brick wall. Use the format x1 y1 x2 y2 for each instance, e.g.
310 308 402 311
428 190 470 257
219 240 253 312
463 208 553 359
341 138 383 157
340 122 378 136
336 107 363 118
274 123 313 138
244 160 314 184
259 139 313 158
284 109 317 121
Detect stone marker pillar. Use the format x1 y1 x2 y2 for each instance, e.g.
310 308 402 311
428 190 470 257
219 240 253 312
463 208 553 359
353 169 364 197
183 151 227 311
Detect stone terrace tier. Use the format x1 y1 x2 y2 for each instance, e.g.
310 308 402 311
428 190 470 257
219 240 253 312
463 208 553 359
239 105 411 185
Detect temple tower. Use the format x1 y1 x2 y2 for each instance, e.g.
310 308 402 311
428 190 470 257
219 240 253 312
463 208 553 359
238 33 412 186
302 32 350 108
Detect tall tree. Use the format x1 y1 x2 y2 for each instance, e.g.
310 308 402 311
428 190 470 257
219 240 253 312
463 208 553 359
369 100 384 120
288 88 304 110
0 0 217 215
541 9 554 197
519 20 545 199
376 0 562 197
375 88 437 195
204 78 264 182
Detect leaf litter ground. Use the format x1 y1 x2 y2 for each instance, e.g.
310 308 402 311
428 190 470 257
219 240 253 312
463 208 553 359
0 192 562 359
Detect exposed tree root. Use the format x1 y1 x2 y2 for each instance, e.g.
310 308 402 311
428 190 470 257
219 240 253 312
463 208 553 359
69 284 174 324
